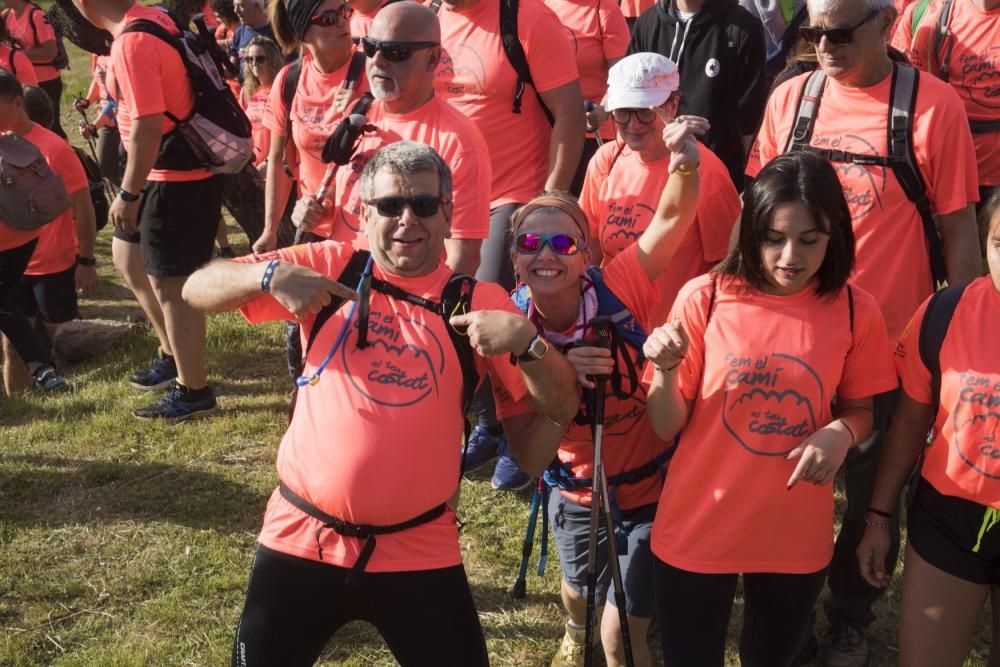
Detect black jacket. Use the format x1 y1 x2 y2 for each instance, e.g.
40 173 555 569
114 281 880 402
629 0 767 188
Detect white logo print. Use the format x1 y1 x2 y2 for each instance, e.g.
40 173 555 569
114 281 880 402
705 58 721 78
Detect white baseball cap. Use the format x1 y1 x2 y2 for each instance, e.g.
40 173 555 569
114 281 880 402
604 52 680 112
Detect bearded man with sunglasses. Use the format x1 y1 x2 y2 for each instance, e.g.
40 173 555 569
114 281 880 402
309 1 491 277
747 0 981 663
184 141 578 666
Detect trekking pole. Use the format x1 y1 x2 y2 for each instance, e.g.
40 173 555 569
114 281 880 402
584 101 604 148
511 478 544 599
73 95 102 166
585 315 635 667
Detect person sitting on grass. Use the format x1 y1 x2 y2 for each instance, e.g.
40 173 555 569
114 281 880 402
182 141 579 666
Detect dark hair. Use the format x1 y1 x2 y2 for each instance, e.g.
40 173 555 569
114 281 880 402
982 187 1000 237
0 69 24 102
211 0 239 25
269 0 299 52
716 151 855 297
22 84 53 129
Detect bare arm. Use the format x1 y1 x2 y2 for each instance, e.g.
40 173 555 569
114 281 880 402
503 411 571 476
71 188 98 297
444 239 482 276
24 40 56 64
255 132 295 253
109 113 164 234
868 392 933 514
539 80 586 193
642 321 692 440
939 204 983 284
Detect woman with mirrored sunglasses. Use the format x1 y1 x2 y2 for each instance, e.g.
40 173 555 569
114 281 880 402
253 0 365 254
496 119 702 667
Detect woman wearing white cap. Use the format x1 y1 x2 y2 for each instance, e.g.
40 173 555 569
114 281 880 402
495 115 703 667
580 52 741 326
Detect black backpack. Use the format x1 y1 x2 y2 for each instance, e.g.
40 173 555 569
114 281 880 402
785 62 947 287
72 146 109 233
429 0 554 125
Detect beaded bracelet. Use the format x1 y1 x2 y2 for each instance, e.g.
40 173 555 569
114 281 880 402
863 513 891 530
260 259 279 294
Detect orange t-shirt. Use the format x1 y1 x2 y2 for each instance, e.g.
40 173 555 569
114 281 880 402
642 275 898 573
0 44 38 85
239 243 528 571
580 141 740 325
350 5 380 37
264 52 369 239
747 69 979 340
22 124 87 276
328 94 492 248
87 54 111 107
542 0 629 141
242 84 271 167
896 277 1000 508
2 4 57 82
434 0 580 207
908 0 1000 186
497 244 673 509
108 4 211 182
201 0 218 29
619 0 655 18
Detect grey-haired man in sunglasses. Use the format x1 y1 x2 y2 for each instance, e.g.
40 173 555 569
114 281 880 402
184 141 578 666
747 0 982 664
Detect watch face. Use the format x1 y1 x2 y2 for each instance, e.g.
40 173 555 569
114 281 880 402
528 337 547 359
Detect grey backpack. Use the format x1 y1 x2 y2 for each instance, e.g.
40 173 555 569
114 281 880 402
0 132 72 231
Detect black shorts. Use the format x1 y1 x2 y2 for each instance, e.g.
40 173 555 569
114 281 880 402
17 263 79 324
112 176 224 277
908 478 1000 585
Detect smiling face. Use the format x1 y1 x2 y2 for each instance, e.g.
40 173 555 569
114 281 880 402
512 210 590 300
988 207 1000 293
303 0 354 55
245 44 274 84
363 167 452 277
759 202 831 296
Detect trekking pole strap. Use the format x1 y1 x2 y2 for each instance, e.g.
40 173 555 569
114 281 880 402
278 482 447 583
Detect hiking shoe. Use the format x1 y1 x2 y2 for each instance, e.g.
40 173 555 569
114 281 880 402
491 442 532 491
793 631 818 665
134 381 217 422
462 426 504 473
33 365 68 393
550 622 588 667
129 354 178 391
820 623 869 667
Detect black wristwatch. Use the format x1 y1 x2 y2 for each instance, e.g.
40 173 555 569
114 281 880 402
516 334 549 363
118 188 140 202
77 255 96 266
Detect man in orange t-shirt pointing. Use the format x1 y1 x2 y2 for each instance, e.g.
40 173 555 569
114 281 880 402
748 0 981 662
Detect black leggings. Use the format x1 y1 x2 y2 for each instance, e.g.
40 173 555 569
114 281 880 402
0 239 49 372
654 557 827 667
37 77 65 139
232 545 489 667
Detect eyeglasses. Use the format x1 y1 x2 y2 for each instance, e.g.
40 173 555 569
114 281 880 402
360 37 439 62
610 108 657 126
799 9 880 45
515 233 585 256
365 195 449 217
244 55 268 65
309 4 353 27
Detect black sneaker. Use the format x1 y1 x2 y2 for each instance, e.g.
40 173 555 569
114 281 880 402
129 354 178 391
134 381 217 422
33 365 68 393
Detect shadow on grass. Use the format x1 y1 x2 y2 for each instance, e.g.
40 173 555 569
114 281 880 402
0 454 266 534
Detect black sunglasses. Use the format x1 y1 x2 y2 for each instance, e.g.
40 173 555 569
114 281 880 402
309 5 353 27
366 195 449 218
611 108 657 126
360 37 439 62
799 8 881 45
515 233 585 256
244 55 268 65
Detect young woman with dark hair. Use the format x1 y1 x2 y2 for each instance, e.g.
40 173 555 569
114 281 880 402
240 35 282 171
642 150 899 667
856 189 1000 667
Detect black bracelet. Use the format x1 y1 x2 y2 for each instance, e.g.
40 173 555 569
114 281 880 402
77 255 96 266
866 507 894 519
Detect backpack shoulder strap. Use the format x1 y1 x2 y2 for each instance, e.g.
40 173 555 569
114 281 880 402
440 273 480 417
7 48 14 76
918 282 968 418
785 69 827 153
280 58 303 178
345 49 366 89
932 0 955 81
910 0 931 35
304 249 371 355
27 4 41 45
887 62 947 286
430 0 443 12
498 0 554 124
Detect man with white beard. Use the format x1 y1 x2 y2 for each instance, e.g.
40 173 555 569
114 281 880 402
291 1 491 275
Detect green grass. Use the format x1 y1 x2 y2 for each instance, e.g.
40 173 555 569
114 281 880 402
0 25 994 667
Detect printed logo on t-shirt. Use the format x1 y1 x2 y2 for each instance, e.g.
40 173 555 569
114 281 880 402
951 370 1000 479
340 308 446 407
721 352 821 457
436 46 487 97
602 202 654 254
810 132 885 221
705 58 721 78
957 48 1000 110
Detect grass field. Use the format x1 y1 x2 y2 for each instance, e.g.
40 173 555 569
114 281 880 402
0 18 994 666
